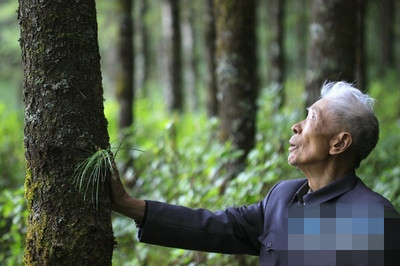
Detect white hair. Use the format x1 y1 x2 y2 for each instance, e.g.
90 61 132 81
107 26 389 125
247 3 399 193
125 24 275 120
320 81 379 168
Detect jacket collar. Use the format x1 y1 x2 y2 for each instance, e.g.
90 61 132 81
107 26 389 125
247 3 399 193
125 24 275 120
289 170 359 207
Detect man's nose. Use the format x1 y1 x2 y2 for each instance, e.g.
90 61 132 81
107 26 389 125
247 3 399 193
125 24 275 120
291 122 302 134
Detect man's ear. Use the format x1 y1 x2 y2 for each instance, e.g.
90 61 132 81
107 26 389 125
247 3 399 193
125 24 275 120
330 132 352 155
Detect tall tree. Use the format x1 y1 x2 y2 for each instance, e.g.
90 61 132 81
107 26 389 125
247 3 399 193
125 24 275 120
162 0 183 112
293 0 309 76
182 0 199 111
138 0 150 96
116 0 135 184
214 0 258 178
378 0 395 71
116 0 134 130
355 0 366 90
267 0 285 110
305 0 358 107
204 0 218 117
18 1 114 265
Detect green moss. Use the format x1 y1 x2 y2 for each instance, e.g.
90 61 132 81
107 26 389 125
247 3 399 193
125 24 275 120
24 168 53 265
24 167 36 211
23 211 48 266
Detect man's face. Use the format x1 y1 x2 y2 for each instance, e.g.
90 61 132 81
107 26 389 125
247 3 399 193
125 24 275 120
288 98 336 169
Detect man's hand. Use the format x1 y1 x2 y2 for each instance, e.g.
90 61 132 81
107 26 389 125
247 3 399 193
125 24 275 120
110 161 146 225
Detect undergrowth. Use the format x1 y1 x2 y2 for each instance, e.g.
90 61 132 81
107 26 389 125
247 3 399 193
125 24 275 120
1 76 400 265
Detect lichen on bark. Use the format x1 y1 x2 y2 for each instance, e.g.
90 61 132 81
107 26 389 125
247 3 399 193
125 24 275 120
19 1 115 265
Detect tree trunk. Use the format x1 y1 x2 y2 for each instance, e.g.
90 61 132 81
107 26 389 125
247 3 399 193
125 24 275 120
355 0 367 91
214 0 258 177
204 0 218 117
116 0 134 130
18 1 114 265
305 0 358 107
138 0 150 97
378 0 395 71
116 0 135 185
182 0 198 112
267 0 285 110
162 0 183 112
293 0 309 76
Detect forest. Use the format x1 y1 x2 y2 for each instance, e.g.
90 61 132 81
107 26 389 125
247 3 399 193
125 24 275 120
1 0 400 265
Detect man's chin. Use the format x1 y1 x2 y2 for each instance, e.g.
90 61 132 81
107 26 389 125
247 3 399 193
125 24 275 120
287 156 296 166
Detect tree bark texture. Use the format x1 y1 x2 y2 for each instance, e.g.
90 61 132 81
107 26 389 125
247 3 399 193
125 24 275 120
214 0 258 163
162 0 183 112
116 0 134 130
267 0 285 110
305 0 358 107
204 0 218 117
18 1 114 265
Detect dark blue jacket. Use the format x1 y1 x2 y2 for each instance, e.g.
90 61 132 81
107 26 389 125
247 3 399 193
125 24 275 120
138 171 400 265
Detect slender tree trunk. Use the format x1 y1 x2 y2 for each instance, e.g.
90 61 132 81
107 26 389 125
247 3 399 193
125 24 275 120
182 0 198 112
293 0 308 76
305 0 358 107
204 0 218 117
116 0 134 130
355 0 367 91
18 1 114 265
378 0 395 71
267 0 285 110
214 0 258 179
116 0 135 185
162 0 183 112
138 0 150 97
188 3 200 111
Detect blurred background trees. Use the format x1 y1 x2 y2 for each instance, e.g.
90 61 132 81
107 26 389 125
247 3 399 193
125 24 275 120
1 0 400 265
305 0 359 107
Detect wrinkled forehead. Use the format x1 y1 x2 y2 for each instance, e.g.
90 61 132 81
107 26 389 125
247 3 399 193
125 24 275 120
308 98 331 114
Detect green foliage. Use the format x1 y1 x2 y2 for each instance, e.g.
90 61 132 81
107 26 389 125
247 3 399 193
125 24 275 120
0 104 25 264
1 0 399 264
1 78 400 265
0 0 21 81
0 103 24 189
0 187 26 266
110 85 302 265
110 79 400 265
358 72 400 210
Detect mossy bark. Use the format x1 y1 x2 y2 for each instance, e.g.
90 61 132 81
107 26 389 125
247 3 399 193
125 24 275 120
214 0 258 165
305 0 358 107
18 1 114 265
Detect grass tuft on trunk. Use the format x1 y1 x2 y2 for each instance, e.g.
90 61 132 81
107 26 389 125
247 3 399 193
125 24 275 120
73 148 114 210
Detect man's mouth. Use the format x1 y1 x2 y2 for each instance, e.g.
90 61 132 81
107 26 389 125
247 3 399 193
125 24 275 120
288 140 297 152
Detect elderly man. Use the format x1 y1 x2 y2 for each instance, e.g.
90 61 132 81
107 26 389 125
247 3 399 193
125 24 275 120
111 81 399 265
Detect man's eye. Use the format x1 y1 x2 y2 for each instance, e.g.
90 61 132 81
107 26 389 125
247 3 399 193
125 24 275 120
307 112 316 120
305 108 315 120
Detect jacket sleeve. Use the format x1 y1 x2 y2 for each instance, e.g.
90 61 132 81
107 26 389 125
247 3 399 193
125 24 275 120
137 199 266 255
